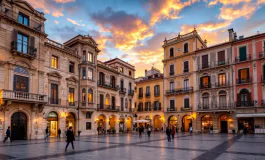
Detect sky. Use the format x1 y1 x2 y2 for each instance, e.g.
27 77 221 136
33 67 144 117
27 0 265 77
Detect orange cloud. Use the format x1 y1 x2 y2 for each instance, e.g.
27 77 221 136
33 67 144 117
218 4 256 21
27 0 50 13
54 0 75 3
148 0 199 26
208 0 252 6
52 11 64 17
258 0 265 4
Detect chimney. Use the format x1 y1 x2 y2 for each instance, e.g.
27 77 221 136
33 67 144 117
228 28 234 41
145 69 147 77
233 32 237 40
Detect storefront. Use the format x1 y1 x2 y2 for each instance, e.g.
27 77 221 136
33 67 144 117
66 113 75 133
168 116 178 128
201 115 212 133
182 115 192 132
47 112 58 137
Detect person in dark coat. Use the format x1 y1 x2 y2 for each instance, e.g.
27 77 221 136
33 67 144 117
166 126 171 142
3 126 12 143
139 125 143 138
171 127 175 139
58 128 61 138
65 126 75 151
44 127 49 140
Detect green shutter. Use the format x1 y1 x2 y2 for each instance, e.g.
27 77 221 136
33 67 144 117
239 46 247 61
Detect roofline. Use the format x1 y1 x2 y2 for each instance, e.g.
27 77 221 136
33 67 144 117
195 41 232 53
234 33 265 44
104 58 135 68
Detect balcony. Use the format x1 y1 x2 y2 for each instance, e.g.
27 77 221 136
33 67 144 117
119 88 126 94
261 75 265 82
199 84 211 89
167 107 177 112
169 72 175 76
198 103 234 111
198 104 210 110
0 8 44 32
128 90 134 96
236 101 255 108
197 63 213 70
137 108 144 112
1 89 47 104
97 104 119 112
145 92 151 98
215 59 229 67
215 81 229 88
235 54 252 63
138 94 143 99
49 97 61 105
183 69 189 73
181 106 192 111
236 77 252 85
259 50 265 59
67 100 77 107
144 107 152 111
11 41 37 59
97 81 119 91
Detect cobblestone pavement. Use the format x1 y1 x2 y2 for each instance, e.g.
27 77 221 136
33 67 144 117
1 132 265 160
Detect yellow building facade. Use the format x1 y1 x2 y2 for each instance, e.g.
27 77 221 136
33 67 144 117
163 30 207 132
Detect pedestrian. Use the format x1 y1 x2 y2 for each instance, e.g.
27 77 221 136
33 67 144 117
58 128 61 138
209 126 213 135
44 127 50 140
189 126 193 135
139 125 143 137
243 126 247 140
171 127 175 139
166 126 171 142
147 126 151 137
65 126 75 151
176 127 179 133
3 126 12 143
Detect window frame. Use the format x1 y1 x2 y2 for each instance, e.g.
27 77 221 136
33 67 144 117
86 122 92 130
18 12 29 26
69 61 75 73
51 55 58 69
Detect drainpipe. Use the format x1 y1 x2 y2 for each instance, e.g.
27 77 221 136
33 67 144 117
78 64 80 136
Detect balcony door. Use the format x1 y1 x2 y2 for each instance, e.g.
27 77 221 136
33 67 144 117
184 79 189 91
51 84 58 104
112 96 115 109
100 94 104 109
218 51 225 65
17 33 28 54
239 46 247 61
170 82 174 92
111 76 115 88
99 72 104 85
120 80 124 90
238 89 251 106
170 100 175 110
202 55 209 68
14 75 29 92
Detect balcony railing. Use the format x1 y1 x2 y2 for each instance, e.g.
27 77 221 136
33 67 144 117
215 81 229 88
259 50 265 59
97 104 119 111
97 81 119 90
138 94 143 98
236 77 252 85
235 54 252 63
183 69 189 73
169 72 174 76
128 89 134 96
67 100 77 107
198 63 213 70
154 92 160 97
167 107 176 112
181 106 192 111
198 103 234 110
1 89 47 103
49 97 61 105
153 106 162 111
199 83 211 89
11 41 37 59
216 59 229 66
144 107 152 111
119 88 126 94
236 101 255 107
145 92 151 97
0 8 44 32
165 87 193 95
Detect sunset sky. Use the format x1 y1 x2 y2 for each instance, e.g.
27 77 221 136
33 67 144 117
27 0 265 77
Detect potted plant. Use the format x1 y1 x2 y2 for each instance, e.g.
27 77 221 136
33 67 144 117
78 130 81 136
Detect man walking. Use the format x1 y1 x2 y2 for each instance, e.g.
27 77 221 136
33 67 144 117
44 127 49 140
3 126 12 143
65 126 75 151
166 126 171 142
147 126 151 137
58 128 61 138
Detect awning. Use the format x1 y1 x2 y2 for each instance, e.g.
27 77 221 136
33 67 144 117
133 120 150 123
236 113 265 118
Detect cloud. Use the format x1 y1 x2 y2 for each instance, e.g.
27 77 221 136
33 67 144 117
54 0 75 3
208 0 252 6
258 0 265 4
218 4 256 21
181 21 231 33
90 7 154 51
148 0 199 25
67 18 81 26
54 20 59 24
52 11 64 17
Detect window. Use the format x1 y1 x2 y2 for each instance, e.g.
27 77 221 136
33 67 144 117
183 61 189 73
202 55 209 69
51 55 58 69
119 67 124 73
17 33 28 54
202 93 209 109
18 13 29 26
184 43 189 53
238 68 249 83
184 79 189 90
121 97 124 111
50 83 58 104
86 122 91 130
154 101 160 110
200 76 210 88
88 88 93 103
146 86 150 95
239 46 247 61
170 48 174 57
88 52 93 62
111 76 116 88
69 62 74 73
184 98 189 108
154 85 160 96
68 88 75 104
145 102 150 111
82 68 86 79
125 99 128 108
138 103 143 111
88 69 93 80
129 70 132 76
139 88 143 97
99 72 104 84
170 100 175 109
86 112 91 119
82 88 86 102
218 73 226 86
13 75 29 92
83 51 86 62
170 82 174 91
170 64 174 75
238 89 251 106
219 91 226 107
218 51 225 65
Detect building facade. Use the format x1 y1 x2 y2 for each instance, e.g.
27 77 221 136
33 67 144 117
0 0 135 140
134 67 164 130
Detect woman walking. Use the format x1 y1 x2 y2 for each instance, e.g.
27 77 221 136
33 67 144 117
65 126 75 151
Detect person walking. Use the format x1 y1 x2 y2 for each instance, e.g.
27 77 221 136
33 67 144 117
3 126 12 143
44 127 50 140
189 126 193 135
243 126 247 140
171 127 175 139
65 126 75 151
139 125 143 138
58 128 61 138
147 126 151 137
166 126 171 142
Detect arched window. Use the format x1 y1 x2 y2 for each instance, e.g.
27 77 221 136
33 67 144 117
170 48 174 57
88 88 93 103
219 90 226 108
184 43 189 53
82 88 86 102
202 93 209 109
238 89 251 107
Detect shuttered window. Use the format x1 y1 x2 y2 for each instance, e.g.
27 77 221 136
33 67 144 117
184 98 189 108
202 55 209 68
218 51 225 65
184 61 189 72
17 33 28 54
239 46 247 61
170 65 174 75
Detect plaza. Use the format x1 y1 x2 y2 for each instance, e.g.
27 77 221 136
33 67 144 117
1 132 265 160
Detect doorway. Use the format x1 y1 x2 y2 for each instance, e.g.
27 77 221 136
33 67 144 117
66 113 75 134
11 112 27 140
220 121 228 133
47 112 58 137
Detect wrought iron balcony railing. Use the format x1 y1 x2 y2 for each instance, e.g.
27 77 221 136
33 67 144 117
167 107 176 112
97 104 119 111
49 97 61 105
11 41 37 59
235 54 252 63
236 77 252 84
97 81 119 90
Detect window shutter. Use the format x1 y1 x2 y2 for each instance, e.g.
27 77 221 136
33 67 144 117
246 68 249 80
30 36 35 55
12 29 18 42
248 92 252 103
13 75 17 91
25 77 29 92
208 76 211 88
237 94 240 104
